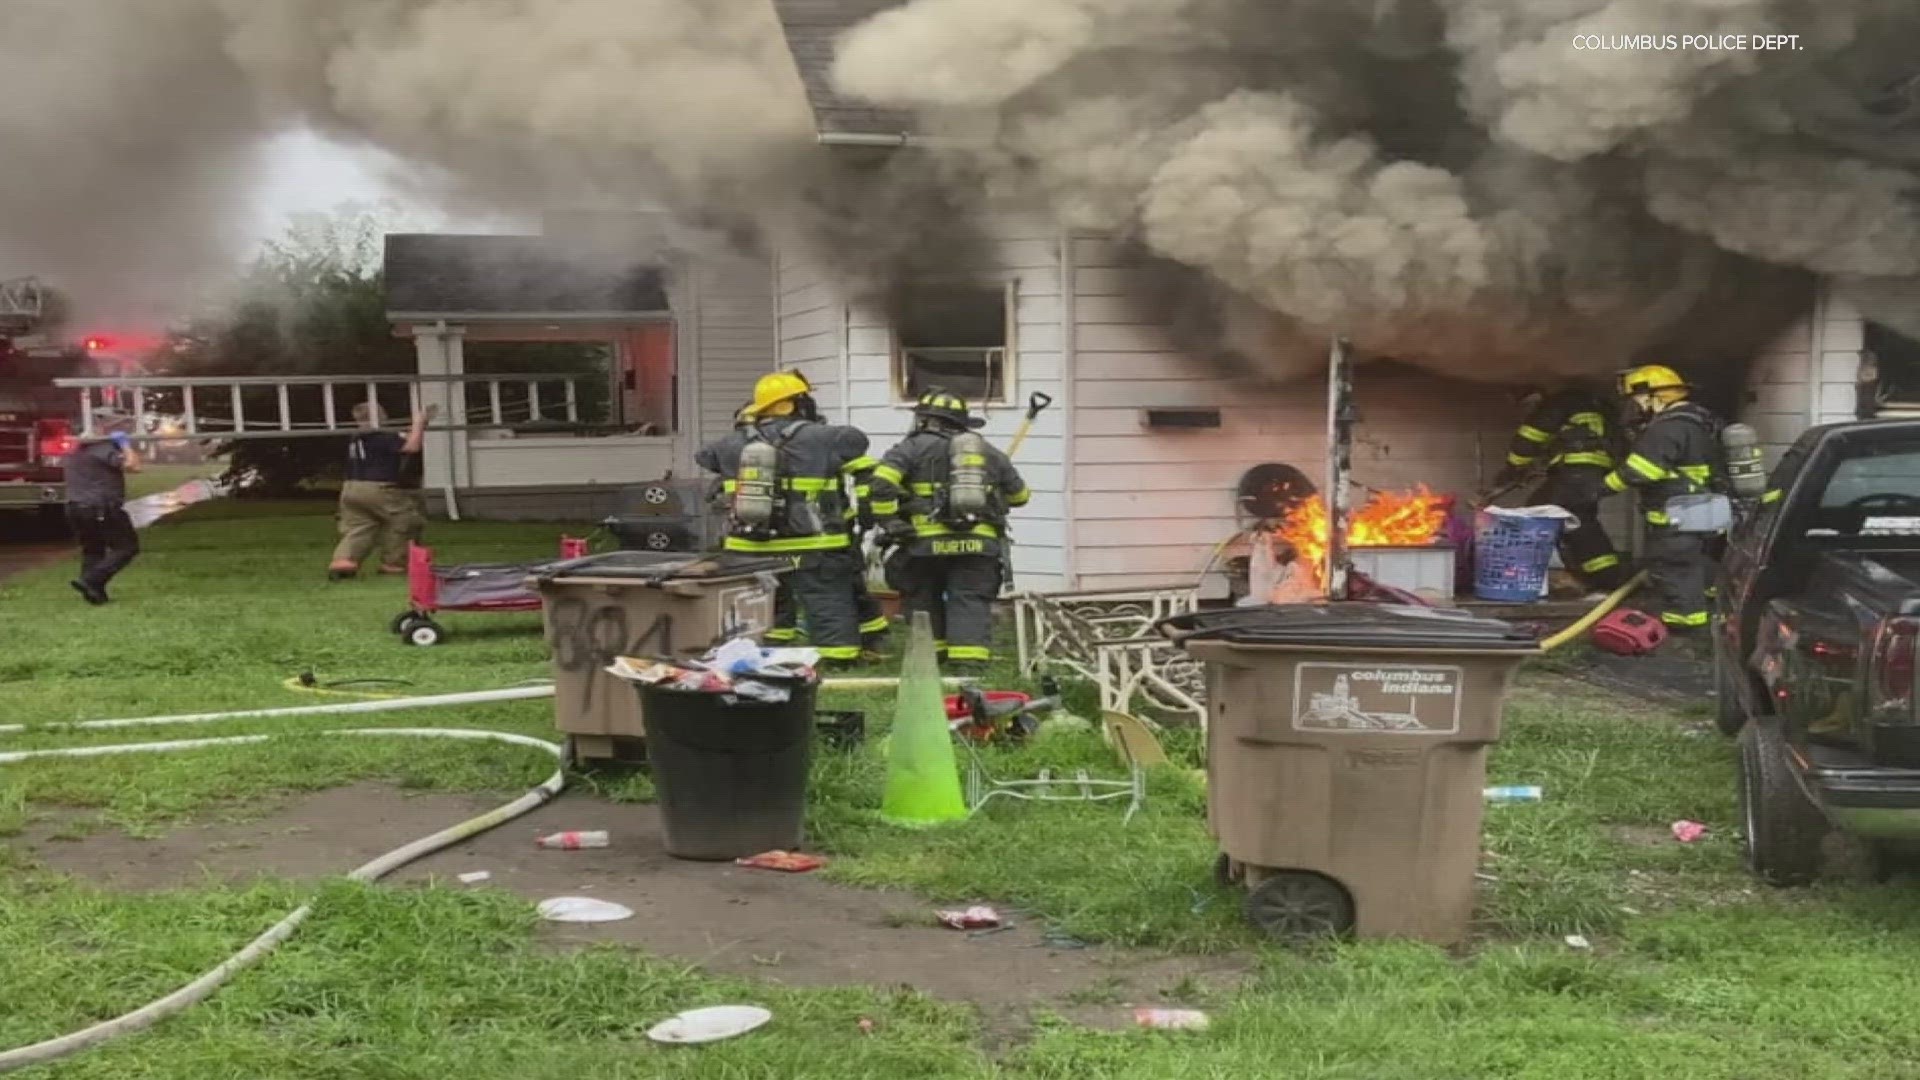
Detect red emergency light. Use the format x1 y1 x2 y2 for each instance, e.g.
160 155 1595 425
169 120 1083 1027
83 336 111 352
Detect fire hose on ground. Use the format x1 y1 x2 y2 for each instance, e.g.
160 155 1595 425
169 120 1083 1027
0 690 569 1074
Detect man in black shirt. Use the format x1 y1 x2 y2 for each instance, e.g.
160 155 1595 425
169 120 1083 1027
328 401 433 580
66 409 142 605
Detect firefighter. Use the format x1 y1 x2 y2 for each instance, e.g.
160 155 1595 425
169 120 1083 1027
328 401 434 581
716 401 803 646
695 372 872 665
1492 381 1629 596
1602 364 1725 633
868 390 1030 670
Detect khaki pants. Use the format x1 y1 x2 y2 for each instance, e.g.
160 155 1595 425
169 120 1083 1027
332 481 426 570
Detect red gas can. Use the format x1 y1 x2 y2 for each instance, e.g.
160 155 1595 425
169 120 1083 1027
1591 608 1669 656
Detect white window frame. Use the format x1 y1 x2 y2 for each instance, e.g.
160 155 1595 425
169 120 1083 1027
889 280 1018 407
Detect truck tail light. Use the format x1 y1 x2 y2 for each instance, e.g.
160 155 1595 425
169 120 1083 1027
35 419 76 465
1869 616 1920 722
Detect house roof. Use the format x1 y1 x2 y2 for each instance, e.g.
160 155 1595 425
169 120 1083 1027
771 0 920 136
383 235 669 320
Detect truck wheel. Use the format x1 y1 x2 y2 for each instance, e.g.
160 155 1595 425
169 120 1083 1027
1713 630 1751 738
1738 718 1827 886
1244 870 1355 943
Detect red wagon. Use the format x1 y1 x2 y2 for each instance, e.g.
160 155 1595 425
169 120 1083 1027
393 536 589 646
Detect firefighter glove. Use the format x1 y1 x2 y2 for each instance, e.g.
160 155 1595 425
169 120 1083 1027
881 518 917 546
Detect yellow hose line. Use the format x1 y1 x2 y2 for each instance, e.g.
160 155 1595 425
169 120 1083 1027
1539 570 1651 652
280 677 407 701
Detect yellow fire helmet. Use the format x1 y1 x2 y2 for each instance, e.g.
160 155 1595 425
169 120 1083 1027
748 371 812 416
1617 364 1691 398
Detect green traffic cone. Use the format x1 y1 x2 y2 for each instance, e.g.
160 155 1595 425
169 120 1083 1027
880 610 969 827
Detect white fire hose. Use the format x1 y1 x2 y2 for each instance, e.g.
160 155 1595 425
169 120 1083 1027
0 691 569 1074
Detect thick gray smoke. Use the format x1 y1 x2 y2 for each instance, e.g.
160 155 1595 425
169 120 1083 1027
831 0 1920 381
5 0 1916 386
0 0 830 326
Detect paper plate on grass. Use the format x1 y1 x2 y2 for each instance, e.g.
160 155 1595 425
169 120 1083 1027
536 897 634 923
647 1005 773 1045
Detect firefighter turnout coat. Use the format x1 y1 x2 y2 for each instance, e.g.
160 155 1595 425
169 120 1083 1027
695 416 874 659
1601 401 1725 628
869 430 1031 662
1503 388 1628 590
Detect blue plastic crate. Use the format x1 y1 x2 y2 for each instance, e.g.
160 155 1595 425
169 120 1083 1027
1472 511 1564 602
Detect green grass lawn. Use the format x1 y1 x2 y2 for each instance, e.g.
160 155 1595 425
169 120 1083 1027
6 504 1920 1078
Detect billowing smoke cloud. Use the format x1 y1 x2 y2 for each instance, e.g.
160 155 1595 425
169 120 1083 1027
5 0 1917 387
831 0 1920 381
0 0 831 326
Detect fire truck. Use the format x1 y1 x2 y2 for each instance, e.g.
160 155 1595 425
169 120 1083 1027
0 276 119 531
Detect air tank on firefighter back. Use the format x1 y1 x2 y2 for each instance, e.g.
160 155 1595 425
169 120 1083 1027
947 432 991 518
732 440 779 533
1720 422 1767 501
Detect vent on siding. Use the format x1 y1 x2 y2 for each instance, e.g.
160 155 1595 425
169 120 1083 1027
1142 408 1221 429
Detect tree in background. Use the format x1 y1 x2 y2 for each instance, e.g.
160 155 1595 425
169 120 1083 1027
158 208 423 497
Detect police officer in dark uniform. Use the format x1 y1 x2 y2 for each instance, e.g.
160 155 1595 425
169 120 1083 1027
1602 364 1727 633
1493 381 1629 595
868 390 1030 670
65 409 141 605
696 372 872 665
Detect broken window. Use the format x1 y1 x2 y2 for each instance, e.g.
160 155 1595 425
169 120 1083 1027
890 284 1014 404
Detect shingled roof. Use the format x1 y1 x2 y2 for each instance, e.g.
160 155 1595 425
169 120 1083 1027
771 0 920 136
383 235 669 320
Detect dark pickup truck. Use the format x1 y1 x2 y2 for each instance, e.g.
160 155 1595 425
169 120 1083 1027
1717 418 1920 884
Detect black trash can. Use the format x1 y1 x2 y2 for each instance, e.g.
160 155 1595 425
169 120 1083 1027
637 678 818 860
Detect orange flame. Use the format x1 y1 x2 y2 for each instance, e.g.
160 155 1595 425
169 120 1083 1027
1276 485 1448 594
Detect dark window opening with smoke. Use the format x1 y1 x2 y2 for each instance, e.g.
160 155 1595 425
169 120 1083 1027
890 284 1012 405
1863 322 1920 410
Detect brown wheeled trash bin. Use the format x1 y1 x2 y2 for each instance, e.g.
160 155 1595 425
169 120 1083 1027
528 551 791 768
1159 604 1540 945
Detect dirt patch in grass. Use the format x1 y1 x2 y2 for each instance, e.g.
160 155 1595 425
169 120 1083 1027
20 783 1248 1024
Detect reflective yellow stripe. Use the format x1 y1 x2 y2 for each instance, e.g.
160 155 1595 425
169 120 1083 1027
1761 489 1782 504
1568 412 1607 435
1581 553 1621 573
1554 452 1613 468
869 499 899 515
818 646 863 660
947 646 991 661
842 456 879 474
764 628 803 642
725 533 852 553
910 515 999 539
1646 509 1671 525
859 617 890 635
722 480 738 492
784 476 835 492
1007 487 1031 508
873 464 905 486
1661 611 1709 627
1626 454 1669 481
1517 425 1553 444
1507 452 1537 467
1678 464 1711 485
910 482 939 496
1604 472 1628 493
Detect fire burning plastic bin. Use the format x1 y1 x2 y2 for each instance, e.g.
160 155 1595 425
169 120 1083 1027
1158 604 1540 945
527 551 791 769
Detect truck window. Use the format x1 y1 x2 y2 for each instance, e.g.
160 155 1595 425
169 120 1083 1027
1802 437 1920 537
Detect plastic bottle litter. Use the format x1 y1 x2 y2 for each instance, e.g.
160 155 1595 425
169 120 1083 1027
537 830 609 850
1134 1008 1210 1031
457 871 492 884
936 906 1003 930
1484 786 1543 803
